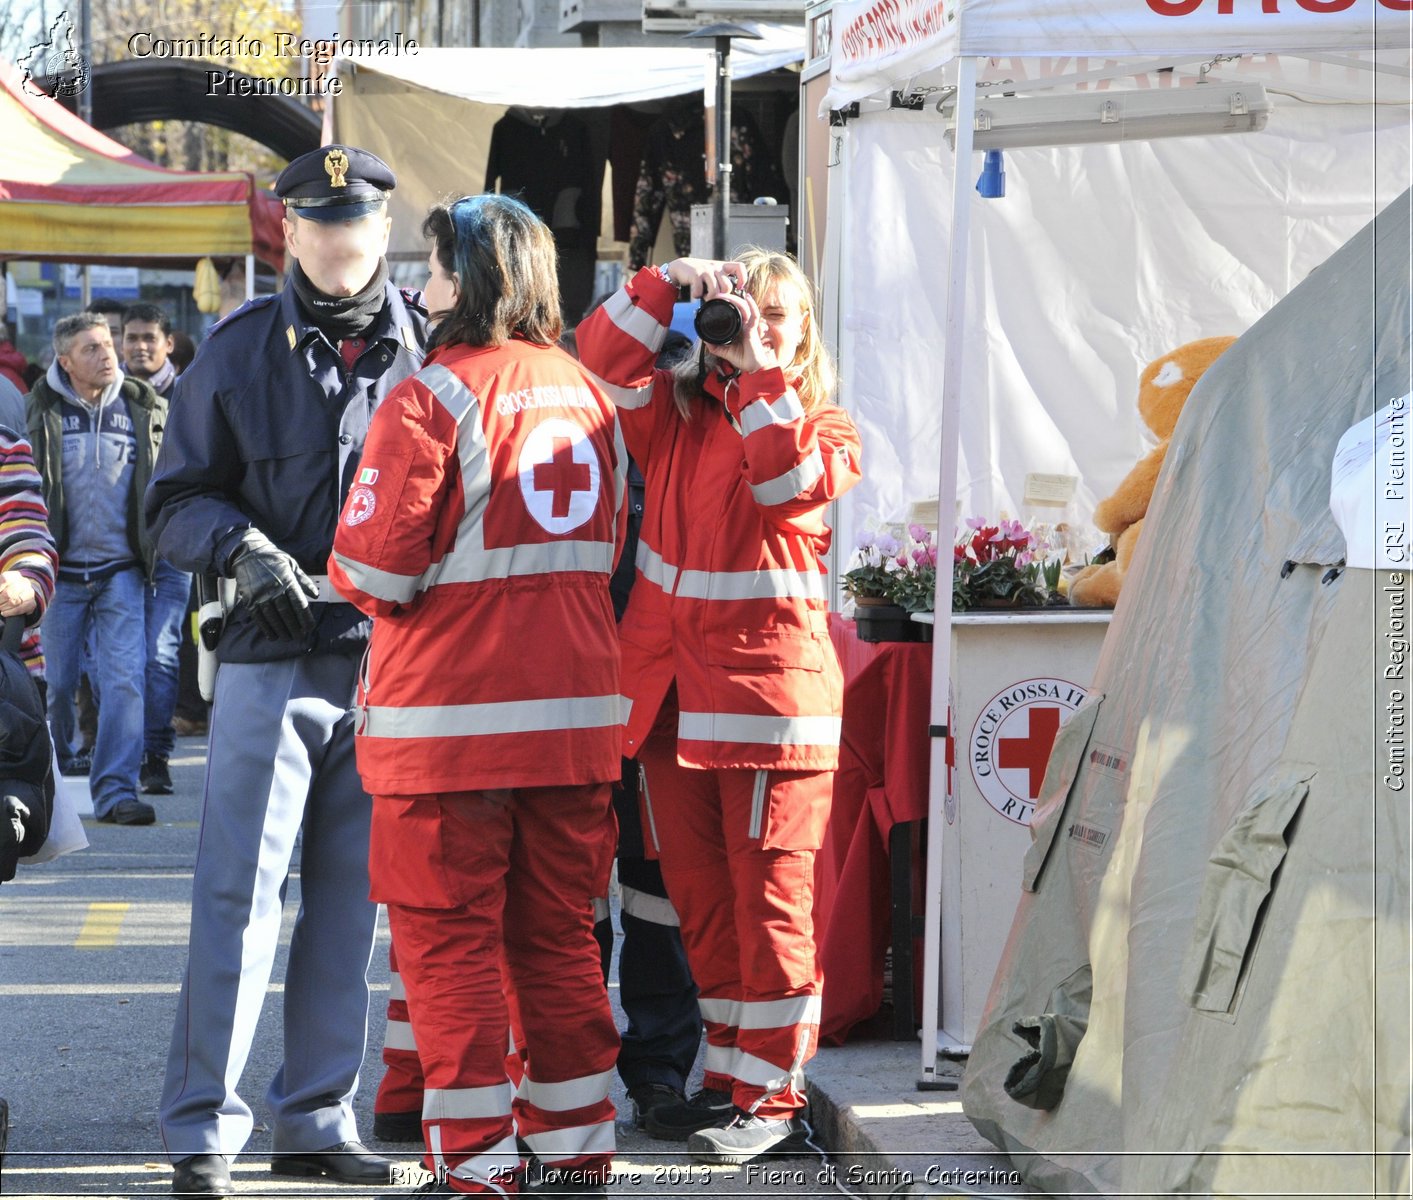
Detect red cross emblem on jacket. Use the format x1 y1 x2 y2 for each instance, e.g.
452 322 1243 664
519 418 600 534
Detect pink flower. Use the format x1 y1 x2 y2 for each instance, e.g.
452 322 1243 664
908 523 930 543
1017 551 1033 568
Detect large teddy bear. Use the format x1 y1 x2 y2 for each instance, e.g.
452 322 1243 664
1069 336 1237 609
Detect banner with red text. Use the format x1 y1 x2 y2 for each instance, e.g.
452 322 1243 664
826 0 1409 107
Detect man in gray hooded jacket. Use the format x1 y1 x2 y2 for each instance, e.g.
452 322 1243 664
26 311 165 825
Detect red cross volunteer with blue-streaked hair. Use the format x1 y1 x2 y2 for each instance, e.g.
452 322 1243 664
328 193 626 1199
573 250 862 1165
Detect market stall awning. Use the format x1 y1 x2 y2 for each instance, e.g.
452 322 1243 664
0 61 283 270
824 0 1411 108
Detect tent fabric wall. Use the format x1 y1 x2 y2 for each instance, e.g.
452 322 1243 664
960 191 1411 1198
0 63 283 268
832 96 1409 550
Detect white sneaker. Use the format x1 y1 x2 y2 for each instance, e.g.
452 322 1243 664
686 1109 810 1164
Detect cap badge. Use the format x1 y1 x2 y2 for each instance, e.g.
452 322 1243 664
324 149 350 188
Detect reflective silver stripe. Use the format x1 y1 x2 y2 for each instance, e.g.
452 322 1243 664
735 1051 800 1091
748 448 825 507
584 366 654 412
328 553 420 605
612 411 628 511
620 885 680 928
678 711 842 747
639 762 661 853
674 565 827 602
603 287 666 356
388 971 406 1002
592 896 610 923
516 1068 614 1112
439 1130 519 1195
698 997 743 1027
522 1119 615 1162
704 1042 737 1077
424 1083 514 1120
738 391 805 437
430 539 617 586
364 694 623 740
739 994 822 1031
635 541 677 593
384 1018 417 1052
748 770 768 840
620 694 634 729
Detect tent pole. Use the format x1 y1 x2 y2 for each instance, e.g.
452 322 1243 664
245 254 255 302
919 53 977 1088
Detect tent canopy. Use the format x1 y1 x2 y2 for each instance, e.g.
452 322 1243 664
0 62 283 270
328 37 805 261
824 0 1411 108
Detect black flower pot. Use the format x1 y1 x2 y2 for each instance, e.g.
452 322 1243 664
853 602 920 643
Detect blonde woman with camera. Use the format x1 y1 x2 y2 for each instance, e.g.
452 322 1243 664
575 250 862 1164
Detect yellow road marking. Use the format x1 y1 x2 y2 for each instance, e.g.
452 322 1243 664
75 902 130 948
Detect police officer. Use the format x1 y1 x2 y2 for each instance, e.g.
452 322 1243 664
148 146 428 1197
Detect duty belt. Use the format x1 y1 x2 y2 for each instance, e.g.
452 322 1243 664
304 574 344 605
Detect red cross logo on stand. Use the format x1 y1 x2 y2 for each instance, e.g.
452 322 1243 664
534 437 592 518
997 706 1061 799
518 418 601 535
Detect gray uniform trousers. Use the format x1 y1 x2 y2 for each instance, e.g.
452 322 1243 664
159 653 379 1160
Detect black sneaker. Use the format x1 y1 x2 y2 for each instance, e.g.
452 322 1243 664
626 1083 684 1131
643 1087 734 1142
686 1108 810 1164
97 798 156 826
60 752 91 777
140 753 173 795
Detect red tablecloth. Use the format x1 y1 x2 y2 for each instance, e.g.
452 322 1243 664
815 616 933 1043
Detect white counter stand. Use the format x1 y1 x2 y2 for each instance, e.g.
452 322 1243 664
915 608 1111 1050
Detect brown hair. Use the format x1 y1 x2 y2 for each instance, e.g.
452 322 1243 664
672 247 836 420
422 194 562 351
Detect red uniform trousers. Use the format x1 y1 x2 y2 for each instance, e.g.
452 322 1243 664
376 940 424 1116
373 784 619 1196
636 734 832 1120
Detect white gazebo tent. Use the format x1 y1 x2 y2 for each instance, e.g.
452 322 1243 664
811 0 1410 1084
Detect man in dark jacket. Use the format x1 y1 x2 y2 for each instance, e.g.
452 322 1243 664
26 312 164 826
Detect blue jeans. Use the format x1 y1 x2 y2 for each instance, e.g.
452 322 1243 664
145 560 193 760
46 568 147 817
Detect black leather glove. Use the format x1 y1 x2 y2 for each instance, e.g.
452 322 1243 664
226 529 319 642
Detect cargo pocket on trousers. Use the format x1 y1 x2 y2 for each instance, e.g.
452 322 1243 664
1022 694 1105 892
1179 767 1313 1019
369 792 510 908
758 771 832 852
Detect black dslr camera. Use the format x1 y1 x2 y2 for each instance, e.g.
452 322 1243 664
693 287 746 346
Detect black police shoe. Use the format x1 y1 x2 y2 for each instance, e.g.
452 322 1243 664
372 1108 423 1142
626 1082 685 1131
643 1086 734 1141
60 751 91 776
270 1140 394 1184
98 798 156 826
141 753 174 795
171 1153 234 1196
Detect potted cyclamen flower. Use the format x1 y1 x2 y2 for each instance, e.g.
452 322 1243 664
843 526 936 642
952 517 1052 611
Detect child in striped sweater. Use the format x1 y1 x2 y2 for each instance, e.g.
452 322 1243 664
0 423 58 680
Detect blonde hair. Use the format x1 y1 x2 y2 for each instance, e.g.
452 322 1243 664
671 247 836 420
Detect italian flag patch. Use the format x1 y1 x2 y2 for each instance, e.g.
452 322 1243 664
358 467 379 485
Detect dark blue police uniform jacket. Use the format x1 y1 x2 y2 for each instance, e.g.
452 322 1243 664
145 283 428 664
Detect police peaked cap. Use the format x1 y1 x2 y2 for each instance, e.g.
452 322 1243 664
275 145 396 221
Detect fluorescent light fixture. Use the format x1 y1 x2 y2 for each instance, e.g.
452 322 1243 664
943 83 1272 151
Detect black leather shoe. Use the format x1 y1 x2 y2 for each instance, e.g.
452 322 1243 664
270 1140 394 1184
172 1154 234 1196
372 1108 423 1142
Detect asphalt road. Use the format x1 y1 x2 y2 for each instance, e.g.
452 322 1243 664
0 732 847 1199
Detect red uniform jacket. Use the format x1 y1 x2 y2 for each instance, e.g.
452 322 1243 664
575 268 862 771
329 339 625 794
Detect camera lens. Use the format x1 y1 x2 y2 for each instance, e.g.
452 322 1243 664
693 297 743 346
